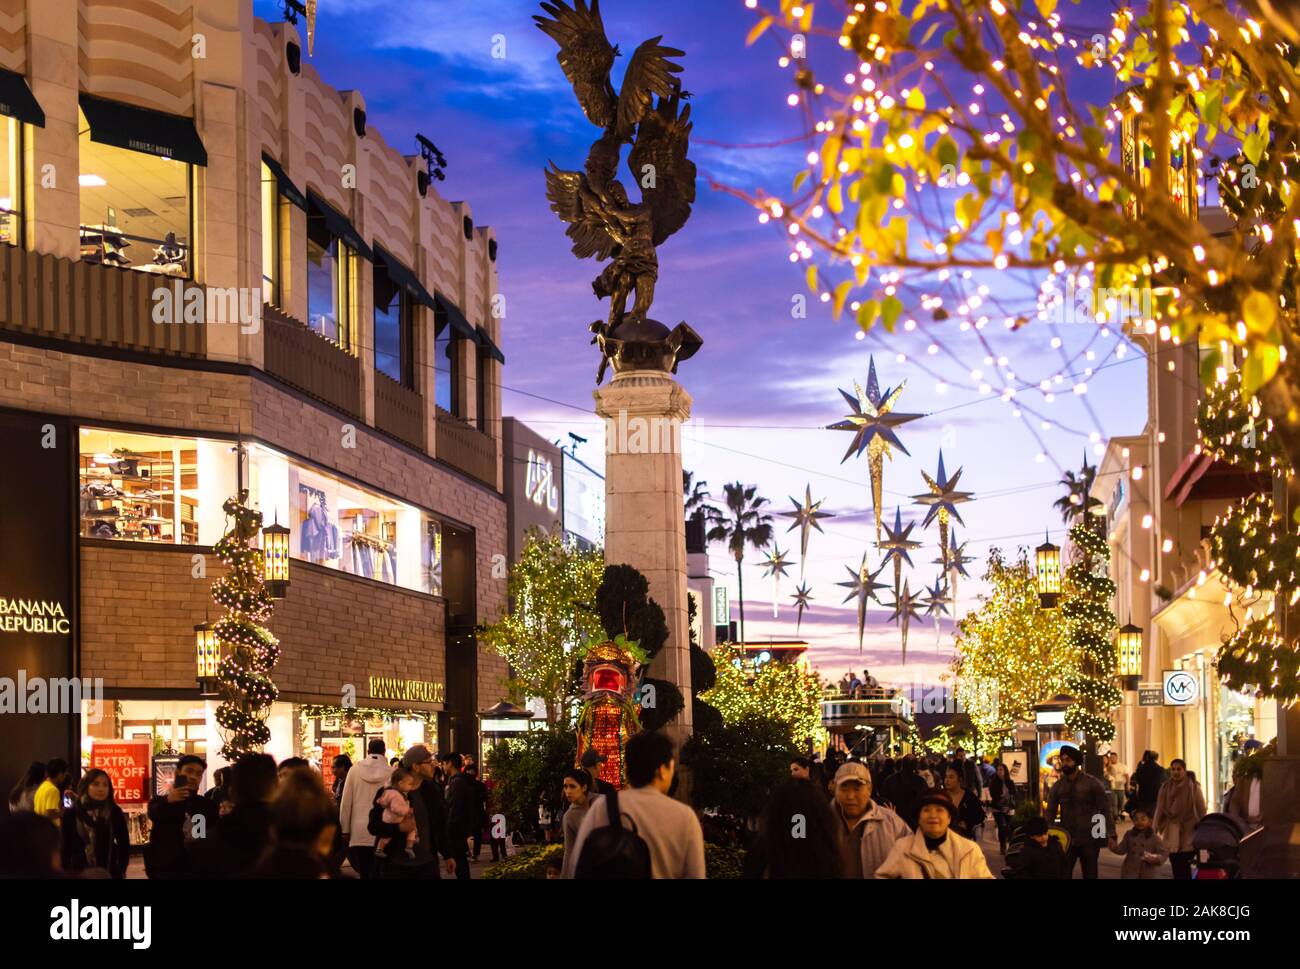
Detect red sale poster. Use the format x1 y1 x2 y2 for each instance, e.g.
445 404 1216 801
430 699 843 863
90 739 152 806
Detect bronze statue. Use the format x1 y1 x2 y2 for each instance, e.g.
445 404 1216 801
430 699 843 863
536 0 702 383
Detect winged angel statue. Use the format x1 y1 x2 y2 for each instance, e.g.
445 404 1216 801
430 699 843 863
536 0 702 383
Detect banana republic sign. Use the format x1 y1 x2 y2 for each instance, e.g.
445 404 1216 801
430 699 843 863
368 675 445 705
0 597 71 635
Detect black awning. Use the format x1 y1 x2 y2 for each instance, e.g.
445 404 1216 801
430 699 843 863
261 152 306 210
374 243 435 310
79 93 206 165
306 190 372 260
476 325 505 364
434 293 477 341
0 69 44 127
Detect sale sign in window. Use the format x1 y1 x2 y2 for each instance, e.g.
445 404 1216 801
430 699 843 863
90 739 152 806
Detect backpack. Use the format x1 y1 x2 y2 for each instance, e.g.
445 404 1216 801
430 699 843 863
367 788 392 840
573 788 652 879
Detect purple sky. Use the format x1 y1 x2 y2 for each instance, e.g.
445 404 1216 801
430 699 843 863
269 0 1151 690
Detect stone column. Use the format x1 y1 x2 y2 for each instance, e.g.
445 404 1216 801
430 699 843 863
594 369 693 739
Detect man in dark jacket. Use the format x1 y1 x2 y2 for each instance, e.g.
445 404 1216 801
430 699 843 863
1009 817 1068 879
464 765 489 860
371 745 449 879
1131 751 1169 817
879 756 929 830
1045 745 1116 879
192 753 276 877
441 752 474 880
144 754 219 878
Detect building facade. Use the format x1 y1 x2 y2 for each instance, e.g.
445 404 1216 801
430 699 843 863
0 0 508 805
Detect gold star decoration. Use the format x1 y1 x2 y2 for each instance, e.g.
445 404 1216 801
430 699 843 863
912 451 974 574
837 552 889 653
827 356 922 542
792 582 814 633
761 543 794 619
877 505 923 601
778 484 835 581
887 577 926 665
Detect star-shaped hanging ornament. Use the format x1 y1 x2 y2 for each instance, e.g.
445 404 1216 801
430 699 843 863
921 576 953 650
911 451 974 573
761 544 793 619
877 505 923 601
932 530 975 603
306 0 318 54
887 577 926 664
779 484 835 581
792 583 814 633
827 356 922 542
837 552 888 652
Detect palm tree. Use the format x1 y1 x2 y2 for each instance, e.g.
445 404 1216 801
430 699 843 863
706 482 773 645
683 470 721 525
1053 455 1103 525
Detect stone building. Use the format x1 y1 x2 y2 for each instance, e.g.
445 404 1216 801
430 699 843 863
0 0 508 805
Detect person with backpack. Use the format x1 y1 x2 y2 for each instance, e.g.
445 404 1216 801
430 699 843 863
571 732 705 878
368 744 449 879
338 738 392 878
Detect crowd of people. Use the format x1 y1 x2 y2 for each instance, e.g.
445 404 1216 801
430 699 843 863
0 741 491 880
1 735 1250 880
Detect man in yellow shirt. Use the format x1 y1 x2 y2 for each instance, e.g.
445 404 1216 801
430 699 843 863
32 758 70 826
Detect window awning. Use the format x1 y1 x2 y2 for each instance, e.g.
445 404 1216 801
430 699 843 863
476 324 505 364
79 93 206 165
261 153 306 210
306 190 371 260
434 293 477 341
0 68 44 127
373 243 435 310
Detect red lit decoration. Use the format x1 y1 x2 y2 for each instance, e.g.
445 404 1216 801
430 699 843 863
575 636 643 789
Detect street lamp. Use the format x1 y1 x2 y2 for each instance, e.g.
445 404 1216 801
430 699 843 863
262 515 290 599
1036 534 1062 609
1117 621 1143 690
195 620 221 696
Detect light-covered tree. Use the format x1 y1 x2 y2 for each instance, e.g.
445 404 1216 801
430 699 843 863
704 641 828 749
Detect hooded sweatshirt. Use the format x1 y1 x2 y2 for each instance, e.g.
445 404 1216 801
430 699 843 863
338 754 394 847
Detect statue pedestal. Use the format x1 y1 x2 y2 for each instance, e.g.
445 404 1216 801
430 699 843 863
594 369 693 743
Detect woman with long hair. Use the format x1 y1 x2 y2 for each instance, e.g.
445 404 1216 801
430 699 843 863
1153 758 1207 879
743 778 843 879
943 764 987 842
988 761 1018 854
60 768 130 878
7 761 45 814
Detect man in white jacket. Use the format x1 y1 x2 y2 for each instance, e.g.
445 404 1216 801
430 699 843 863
338 739 393 878
875 792 995 879
830 762 911 878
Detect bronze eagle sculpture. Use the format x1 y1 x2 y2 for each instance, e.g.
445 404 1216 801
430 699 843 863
536 0 702 383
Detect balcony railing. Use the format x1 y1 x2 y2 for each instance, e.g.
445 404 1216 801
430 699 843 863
436 405 496 487
0 246 205 357
263 304 362 419
374 370 425 451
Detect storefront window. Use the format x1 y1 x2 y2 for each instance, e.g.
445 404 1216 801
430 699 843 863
78 428 233 545
261 161 280 306
78 109 191 277
299 708 430 789
374 260 413 387
436 326 458 414
306 201 353 349
0 117 21 246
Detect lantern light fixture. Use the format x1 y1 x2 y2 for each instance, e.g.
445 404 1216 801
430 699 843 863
1035 532 1062 609
262 514 290 599
195 619 220 696
1117 620 1143 689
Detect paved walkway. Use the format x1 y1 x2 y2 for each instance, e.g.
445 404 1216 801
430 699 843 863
975 819 1173 879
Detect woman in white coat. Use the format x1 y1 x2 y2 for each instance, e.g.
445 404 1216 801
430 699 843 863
875 793 995 879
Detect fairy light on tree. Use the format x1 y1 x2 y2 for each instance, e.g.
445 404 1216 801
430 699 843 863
212 490 282 760
1061 520 1122 745
703 641 827 749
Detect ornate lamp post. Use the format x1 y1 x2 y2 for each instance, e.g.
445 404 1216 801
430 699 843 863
1116 621 1143 691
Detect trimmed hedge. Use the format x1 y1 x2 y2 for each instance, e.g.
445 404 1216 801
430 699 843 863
481 841 747 879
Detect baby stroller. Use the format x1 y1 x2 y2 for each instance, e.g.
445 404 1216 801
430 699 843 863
1191 813 1248 879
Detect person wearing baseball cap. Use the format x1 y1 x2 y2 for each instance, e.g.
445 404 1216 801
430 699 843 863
369 744 449 878
829 762 911 878
579 747 616 796
1045 744 1116 879
874 791 994 879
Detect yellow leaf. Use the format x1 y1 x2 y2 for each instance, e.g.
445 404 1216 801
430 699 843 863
828 181 843 214
832 280 852 320
745 16 772 46
1242 342 1280 395
806 265 818 293
821 136 842 182
1242 290 1277 335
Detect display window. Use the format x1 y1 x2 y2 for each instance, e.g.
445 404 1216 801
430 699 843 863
80 428 448 596
435 324 458 414
0 116 22 247
261 160 281 305
77 109 192 277
306 199 354 349
299 707 430 787
374 259 414 387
